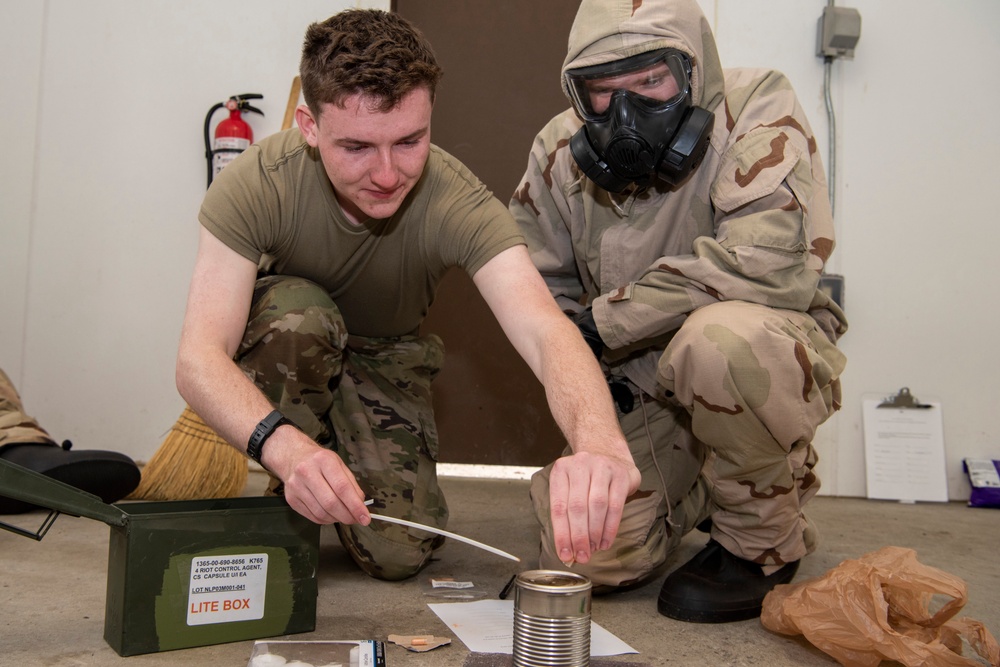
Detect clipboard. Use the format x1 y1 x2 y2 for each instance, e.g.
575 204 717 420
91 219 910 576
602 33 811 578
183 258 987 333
862 387 948 503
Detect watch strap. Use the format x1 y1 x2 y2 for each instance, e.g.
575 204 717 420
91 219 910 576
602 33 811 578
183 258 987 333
247 410 290 466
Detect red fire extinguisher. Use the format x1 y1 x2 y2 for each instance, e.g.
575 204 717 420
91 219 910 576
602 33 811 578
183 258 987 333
203 93 264 189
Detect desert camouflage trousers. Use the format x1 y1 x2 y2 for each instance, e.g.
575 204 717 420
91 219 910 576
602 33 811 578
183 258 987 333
531 301 846 586
237 276 448 581
0 368 55 450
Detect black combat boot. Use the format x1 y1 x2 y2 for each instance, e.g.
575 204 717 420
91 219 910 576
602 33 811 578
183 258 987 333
0 440 140 514
657 539 799 623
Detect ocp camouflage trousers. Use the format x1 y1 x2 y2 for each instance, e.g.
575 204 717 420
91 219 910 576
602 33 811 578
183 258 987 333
237 275 448 581
531 301 846 586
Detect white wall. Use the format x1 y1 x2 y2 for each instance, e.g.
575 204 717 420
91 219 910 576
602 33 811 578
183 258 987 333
2 1 998 500
0 1 45 386
700 0 1000 499
0 0 389 459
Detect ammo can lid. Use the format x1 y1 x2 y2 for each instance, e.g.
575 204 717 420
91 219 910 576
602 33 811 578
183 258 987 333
0 458 128 528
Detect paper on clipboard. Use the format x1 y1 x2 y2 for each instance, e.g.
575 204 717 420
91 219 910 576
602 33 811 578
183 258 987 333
862 388 948 502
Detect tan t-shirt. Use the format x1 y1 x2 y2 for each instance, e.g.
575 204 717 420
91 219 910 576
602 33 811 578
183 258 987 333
200 129 524 337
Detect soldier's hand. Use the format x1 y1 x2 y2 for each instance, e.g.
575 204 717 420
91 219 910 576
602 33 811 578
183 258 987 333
261 429 371 526
547 450 640 566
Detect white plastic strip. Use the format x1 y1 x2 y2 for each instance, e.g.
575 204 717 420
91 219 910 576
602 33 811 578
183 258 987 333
367 512 520 563
437 463 542 480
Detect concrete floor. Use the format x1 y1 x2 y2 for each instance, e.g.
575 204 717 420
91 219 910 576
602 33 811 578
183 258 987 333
2 471 998 667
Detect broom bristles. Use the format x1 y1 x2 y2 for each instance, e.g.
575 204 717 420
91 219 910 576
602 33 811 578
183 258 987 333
128 405 248 500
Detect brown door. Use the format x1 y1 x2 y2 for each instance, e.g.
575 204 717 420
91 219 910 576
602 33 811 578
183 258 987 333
394 1 582 465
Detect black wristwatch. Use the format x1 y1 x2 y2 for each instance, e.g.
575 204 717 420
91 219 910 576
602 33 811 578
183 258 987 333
247 410 290 467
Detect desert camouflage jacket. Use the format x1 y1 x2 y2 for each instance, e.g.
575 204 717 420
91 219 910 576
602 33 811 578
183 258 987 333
510 0 847 396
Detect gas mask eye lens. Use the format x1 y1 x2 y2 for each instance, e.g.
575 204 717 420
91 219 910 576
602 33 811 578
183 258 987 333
566 49 690 121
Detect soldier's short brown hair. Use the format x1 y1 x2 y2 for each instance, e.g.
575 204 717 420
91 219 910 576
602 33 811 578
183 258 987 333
300 9 443 115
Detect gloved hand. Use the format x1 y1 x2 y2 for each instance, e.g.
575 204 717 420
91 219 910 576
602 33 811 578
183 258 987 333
572 307 604 360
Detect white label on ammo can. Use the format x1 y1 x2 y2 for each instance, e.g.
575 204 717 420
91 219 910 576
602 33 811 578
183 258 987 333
186 553 268 625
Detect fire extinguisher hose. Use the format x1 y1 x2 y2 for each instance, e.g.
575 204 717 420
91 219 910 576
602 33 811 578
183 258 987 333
203 102 227 190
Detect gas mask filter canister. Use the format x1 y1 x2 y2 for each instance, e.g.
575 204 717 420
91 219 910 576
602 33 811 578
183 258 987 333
566 49 714 193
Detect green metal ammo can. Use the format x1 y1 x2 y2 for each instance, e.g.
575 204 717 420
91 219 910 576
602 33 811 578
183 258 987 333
0 458 320 656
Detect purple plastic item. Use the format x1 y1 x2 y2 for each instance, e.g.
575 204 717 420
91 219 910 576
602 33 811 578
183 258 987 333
964 458 1000 508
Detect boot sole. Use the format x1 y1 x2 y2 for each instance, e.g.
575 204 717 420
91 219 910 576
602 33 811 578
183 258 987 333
657 597 762 623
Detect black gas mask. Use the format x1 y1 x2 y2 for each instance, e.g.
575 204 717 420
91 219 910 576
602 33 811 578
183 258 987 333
566 49 714 193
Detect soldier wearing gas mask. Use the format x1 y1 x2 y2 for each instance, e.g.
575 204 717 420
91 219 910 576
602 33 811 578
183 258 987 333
511 0 848 623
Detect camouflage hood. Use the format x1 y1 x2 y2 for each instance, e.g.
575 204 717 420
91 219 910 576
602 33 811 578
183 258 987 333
561 0 725 112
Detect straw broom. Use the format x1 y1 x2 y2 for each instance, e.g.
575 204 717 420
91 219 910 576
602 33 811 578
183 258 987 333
129 79 303 502
128 405 248 500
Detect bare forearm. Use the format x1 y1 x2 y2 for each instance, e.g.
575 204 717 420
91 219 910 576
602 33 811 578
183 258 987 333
472 246 631 460
176 342 366 524
176 341 329 478
175 346 273 455
473 245 639 563
537 321 630 460
538 316 640 563
176 227 368 525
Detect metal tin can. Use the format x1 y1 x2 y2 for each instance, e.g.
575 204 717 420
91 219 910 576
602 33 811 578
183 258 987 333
512 569 592 667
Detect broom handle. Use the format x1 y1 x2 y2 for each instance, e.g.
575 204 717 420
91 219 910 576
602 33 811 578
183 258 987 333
282 76 301 131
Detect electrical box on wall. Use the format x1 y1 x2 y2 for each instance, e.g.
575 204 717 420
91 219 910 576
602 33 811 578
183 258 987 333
817 6 861 59
819 274 845 309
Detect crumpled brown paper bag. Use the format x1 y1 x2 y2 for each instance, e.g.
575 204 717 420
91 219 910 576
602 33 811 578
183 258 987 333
761 546 999 667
